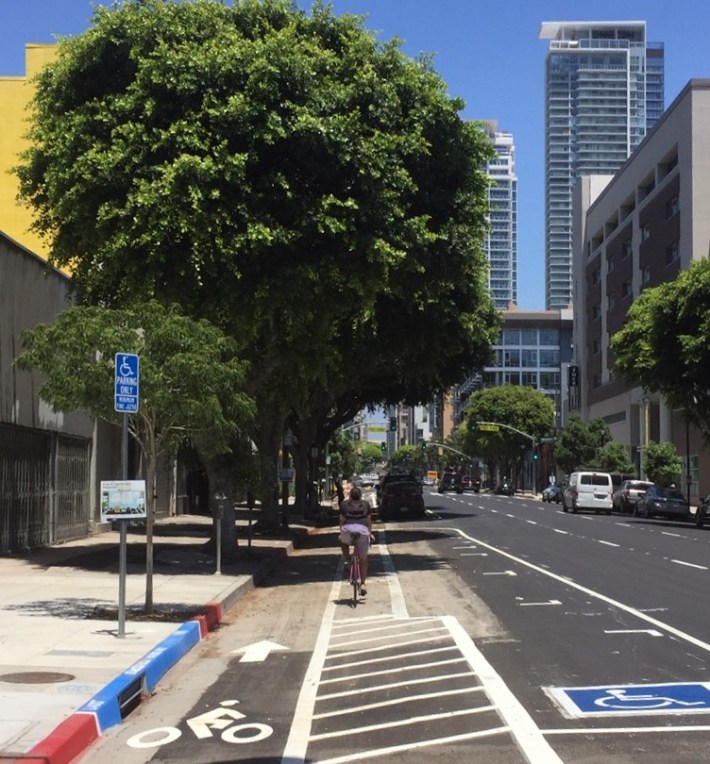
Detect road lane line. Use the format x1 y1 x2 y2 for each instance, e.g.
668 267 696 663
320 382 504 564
317 669 477 699
330 624 448 649
432 526 710 655
377 530 409 618
313 685 485 719
672 559 708 570
444 615 564 763
599 540 620 547
321 646 459 673
319 656 467 684
326 632 449 659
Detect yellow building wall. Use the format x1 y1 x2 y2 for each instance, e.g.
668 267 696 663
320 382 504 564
0 44 58 259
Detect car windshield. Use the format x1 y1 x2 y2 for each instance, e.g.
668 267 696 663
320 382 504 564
657 488 686 500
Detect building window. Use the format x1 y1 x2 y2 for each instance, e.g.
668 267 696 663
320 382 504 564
666 242 680 264
521 349 538 368
665 195 679 218
539 329 559 346
505 371 521 385
622 240 632 258
539 371 560 390
503 329 520 345
539 349 559 368
592 372 602 389
522 371 538 387
504 349 520 367
592 303 601 320
642 266 651 284
591 268 601 285
641 223 651 241
592 339 600 354
608 294 616 309
621 280 632 298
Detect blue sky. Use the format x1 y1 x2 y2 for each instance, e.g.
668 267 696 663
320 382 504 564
5 1 710 309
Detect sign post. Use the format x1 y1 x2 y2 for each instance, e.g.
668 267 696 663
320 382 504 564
114 353 140 637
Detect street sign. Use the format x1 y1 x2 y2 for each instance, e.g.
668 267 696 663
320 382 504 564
478 423 500 432
547 682 710 718
100 480 147 522
539 437 557 444
114 352 139 413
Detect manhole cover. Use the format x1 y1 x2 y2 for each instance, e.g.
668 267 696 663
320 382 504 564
0 671 75 684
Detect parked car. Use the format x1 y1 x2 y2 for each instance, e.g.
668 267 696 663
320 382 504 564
376 471 420 502
635 485 690 521
421 475 435 487
378 479 426 520
542 484 561 503
695 494 710 528
562 471 613 514
612 479 654 514
460 475 481 493
438 471 463 494
494 479 513 496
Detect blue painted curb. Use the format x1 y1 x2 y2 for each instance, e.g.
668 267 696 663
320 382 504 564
78 620 201 732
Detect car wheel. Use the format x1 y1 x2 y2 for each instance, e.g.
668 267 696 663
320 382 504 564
634 504 642 517
645 505 653 519
571 500 578 514
605 508 612 515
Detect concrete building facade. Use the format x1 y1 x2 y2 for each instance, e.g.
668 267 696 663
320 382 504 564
573 79 710 503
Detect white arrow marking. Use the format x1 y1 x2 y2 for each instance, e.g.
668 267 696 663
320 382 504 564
483 570 517 576
519 600 562 607
604 629 664 637
231 640 290 662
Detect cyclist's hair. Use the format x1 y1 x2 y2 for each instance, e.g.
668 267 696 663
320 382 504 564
349 486 362 500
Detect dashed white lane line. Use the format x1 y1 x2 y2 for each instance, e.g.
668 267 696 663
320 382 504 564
672 559 708 570
599 540 620 547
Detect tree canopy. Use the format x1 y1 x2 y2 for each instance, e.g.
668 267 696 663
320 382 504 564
15 0 498 526
611 258 710 440
555 416 611 475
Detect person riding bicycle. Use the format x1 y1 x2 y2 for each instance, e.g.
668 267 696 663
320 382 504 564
339 485 374 596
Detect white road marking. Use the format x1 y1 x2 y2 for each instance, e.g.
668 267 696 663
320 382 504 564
431 525 710 655
554 529 569 535
543 724 710 735
460 552 488 556
331 624 448 649
604 629 663 637
319 654 465 683
672 559 708 570
483 570 517 576
599 540 620 547
377 530 408 618
662 531 682 537
519 600 562 607
318 669 477 700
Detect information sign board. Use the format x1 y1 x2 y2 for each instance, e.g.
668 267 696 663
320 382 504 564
101 480 147 521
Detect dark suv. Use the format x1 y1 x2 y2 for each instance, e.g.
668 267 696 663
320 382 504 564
438 471 463 494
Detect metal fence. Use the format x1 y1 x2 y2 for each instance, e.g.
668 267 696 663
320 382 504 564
0 423 91 554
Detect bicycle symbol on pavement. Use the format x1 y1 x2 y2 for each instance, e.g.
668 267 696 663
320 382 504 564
126 699 273 749
547 682 710 718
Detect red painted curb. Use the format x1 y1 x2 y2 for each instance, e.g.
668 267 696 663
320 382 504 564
27 712 99 764
203 602 222 632
191 613 209 638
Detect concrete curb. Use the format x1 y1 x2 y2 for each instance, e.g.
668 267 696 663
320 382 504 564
19 533 303 764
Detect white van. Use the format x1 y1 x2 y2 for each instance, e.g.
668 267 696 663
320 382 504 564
562 471 613 515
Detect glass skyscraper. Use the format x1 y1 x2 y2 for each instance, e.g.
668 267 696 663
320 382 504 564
483 122 517 309
539 21 664 309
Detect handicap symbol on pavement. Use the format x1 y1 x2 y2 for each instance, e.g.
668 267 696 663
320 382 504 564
546 682 710 717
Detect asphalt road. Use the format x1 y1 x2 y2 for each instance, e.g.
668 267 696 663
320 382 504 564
79 489 710 763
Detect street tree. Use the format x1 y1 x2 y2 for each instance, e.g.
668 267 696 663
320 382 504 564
611 258 710 441
596 441 635 475
15 302 253 612
555 416 611 475
16 0 498 530
389 444 427 474
644 440 683 487
461 385 555 482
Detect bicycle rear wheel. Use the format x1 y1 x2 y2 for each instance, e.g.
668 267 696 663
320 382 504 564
350 558 359 607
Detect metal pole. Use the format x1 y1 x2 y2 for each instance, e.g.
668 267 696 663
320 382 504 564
686 415 692 510
118 413 128 638
215 501 223 575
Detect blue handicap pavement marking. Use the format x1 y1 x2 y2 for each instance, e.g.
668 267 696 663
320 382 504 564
548 682 710 717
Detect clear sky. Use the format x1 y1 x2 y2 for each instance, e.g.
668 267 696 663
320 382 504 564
5 1 710 310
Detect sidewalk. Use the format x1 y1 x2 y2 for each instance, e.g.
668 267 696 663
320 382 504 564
0 509 315 764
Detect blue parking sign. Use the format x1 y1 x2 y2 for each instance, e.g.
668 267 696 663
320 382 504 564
547 682 710 717
115 353 139 413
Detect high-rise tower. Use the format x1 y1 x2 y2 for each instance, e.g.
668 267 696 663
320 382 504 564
483 122 517 309
539 21 664 309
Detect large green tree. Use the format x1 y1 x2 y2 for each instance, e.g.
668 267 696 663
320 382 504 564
461 385 555 483
15 302 253 611
611 258 710 440
15 0 497 529
555 416 611 475
644 441 683 487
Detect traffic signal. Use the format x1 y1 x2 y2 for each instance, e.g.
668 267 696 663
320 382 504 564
389 416 397 432
468 419 478 433
533 448 539 461
380 442 387 453
421 441 427 451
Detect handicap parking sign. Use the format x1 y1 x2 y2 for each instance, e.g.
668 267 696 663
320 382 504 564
546 682 710 717
115 352 139 413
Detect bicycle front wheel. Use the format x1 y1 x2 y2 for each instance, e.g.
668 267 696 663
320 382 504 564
350 560 359 607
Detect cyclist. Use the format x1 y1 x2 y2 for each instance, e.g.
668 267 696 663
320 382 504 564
339 485 374 596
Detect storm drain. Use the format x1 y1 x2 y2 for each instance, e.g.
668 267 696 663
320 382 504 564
0 671 75 684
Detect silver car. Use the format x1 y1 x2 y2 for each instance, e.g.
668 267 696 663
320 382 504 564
612 480 654 514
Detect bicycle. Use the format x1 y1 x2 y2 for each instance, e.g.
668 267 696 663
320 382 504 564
346 532 363 608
